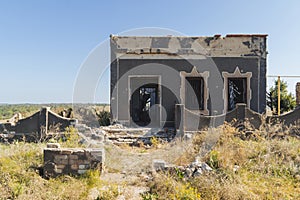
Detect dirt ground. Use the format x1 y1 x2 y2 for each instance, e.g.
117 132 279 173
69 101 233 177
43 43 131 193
100 139 195 199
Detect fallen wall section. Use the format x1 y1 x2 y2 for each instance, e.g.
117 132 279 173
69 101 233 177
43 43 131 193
43 143 104 178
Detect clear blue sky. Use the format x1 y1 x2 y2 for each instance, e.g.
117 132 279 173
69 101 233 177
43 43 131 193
0 0 299 103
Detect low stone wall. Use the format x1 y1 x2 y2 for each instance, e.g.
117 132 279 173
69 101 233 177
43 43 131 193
43 143 104 178
176 103 300 132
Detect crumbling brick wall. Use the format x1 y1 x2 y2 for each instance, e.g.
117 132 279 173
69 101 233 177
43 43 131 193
43 143 104 178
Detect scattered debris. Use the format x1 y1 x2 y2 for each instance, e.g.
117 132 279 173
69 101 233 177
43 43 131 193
153 159 212 179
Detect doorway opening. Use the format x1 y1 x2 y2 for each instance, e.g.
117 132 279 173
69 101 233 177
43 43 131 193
130 83 159 127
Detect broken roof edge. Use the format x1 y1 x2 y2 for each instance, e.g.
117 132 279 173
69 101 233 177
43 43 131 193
225 34 268 38
110 33 268 39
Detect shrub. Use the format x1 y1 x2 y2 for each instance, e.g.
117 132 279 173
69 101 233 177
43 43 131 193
95 110 111 126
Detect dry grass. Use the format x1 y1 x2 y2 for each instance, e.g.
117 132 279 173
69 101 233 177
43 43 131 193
0 141 119 200
145 123 300 200
1 121 299 200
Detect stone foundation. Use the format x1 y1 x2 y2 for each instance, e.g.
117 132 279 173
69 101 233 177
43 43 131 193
43 143 104 178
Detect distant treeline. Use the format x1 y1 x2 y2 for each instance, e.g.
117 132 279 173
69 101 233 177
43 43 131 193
0 103 109 120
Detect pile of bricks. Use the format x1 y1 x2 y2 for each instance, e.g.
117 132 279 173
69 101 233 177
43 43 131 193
43 143 104 178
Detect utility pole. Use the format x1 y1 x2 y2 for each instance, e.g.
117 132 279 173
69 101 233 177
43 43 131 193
268 75 300 116
277 76 281 116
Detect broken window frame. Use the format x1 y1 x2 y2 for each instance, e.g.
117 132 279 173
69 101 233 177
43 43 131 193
185 77 205 110
227 78 247 111
180 67 209 115
222 67 252 113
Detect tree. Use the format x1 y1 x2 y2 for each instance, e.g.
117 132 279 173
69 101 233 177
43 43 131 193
93 107 110 126
267 79 296 115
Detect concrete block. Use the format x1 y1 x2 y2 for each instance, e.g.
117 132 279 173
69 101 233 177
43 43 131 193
60 159 69 165
91 150 104 161
79 164 86 170
69 159 77 165
55 155 68 160
61 150 73 155
153 159 166 171
78 170 87 174
46 143 60 148
56 164 65 169
54 168 62 174
71 164 78 170
69 155 78 160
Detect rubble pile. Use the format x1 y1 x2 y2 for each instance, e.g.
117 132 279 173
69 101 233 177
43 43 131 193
80 123 177 146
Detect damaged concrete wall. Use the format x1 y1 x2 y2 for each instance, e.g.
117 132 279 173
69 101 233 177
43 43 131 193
180 103 300 132
0 107 77 139
110 34 267 128
110 35 267 58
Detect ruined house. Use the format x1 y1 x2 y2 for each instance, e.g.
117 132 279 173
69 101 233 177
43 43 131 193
0 107 77 141
110 34 267 130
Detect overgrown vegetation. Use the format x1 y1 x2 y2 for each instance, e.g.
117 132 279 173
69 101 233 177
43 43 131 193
144 122 300 200
1 104 300 199
0 134 119 200
94 106 111 126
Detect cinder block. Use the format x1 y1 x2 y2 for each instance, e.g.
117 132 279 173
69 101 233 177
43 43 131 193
79 164 86 170
71 164 78 170
69 155 78 159
56 164 65 169
69 159 77 165
55 155 68 160
61 159 69 165
91 150 103 161
77 160 85 165
61 150 73 155
46 143 60 148
78 170 87 174
54 168 62 174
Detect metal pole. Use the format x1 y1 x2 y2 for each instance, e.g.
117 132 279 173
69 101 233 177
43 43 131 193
277 76 281 116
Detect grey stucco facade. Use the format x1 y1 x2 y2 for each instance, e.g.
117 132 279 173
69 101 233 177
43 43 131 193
110 34 267 129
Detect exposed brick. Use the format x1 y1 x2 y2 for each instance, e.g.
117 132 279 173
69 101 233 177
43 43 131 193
63 159 69 165
43 147 104 178
69 159 77 165
71 164 78 170
54 155 68 160
69 155 78 159
56 164 66 169
61 150 73 155
47 143 60 148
